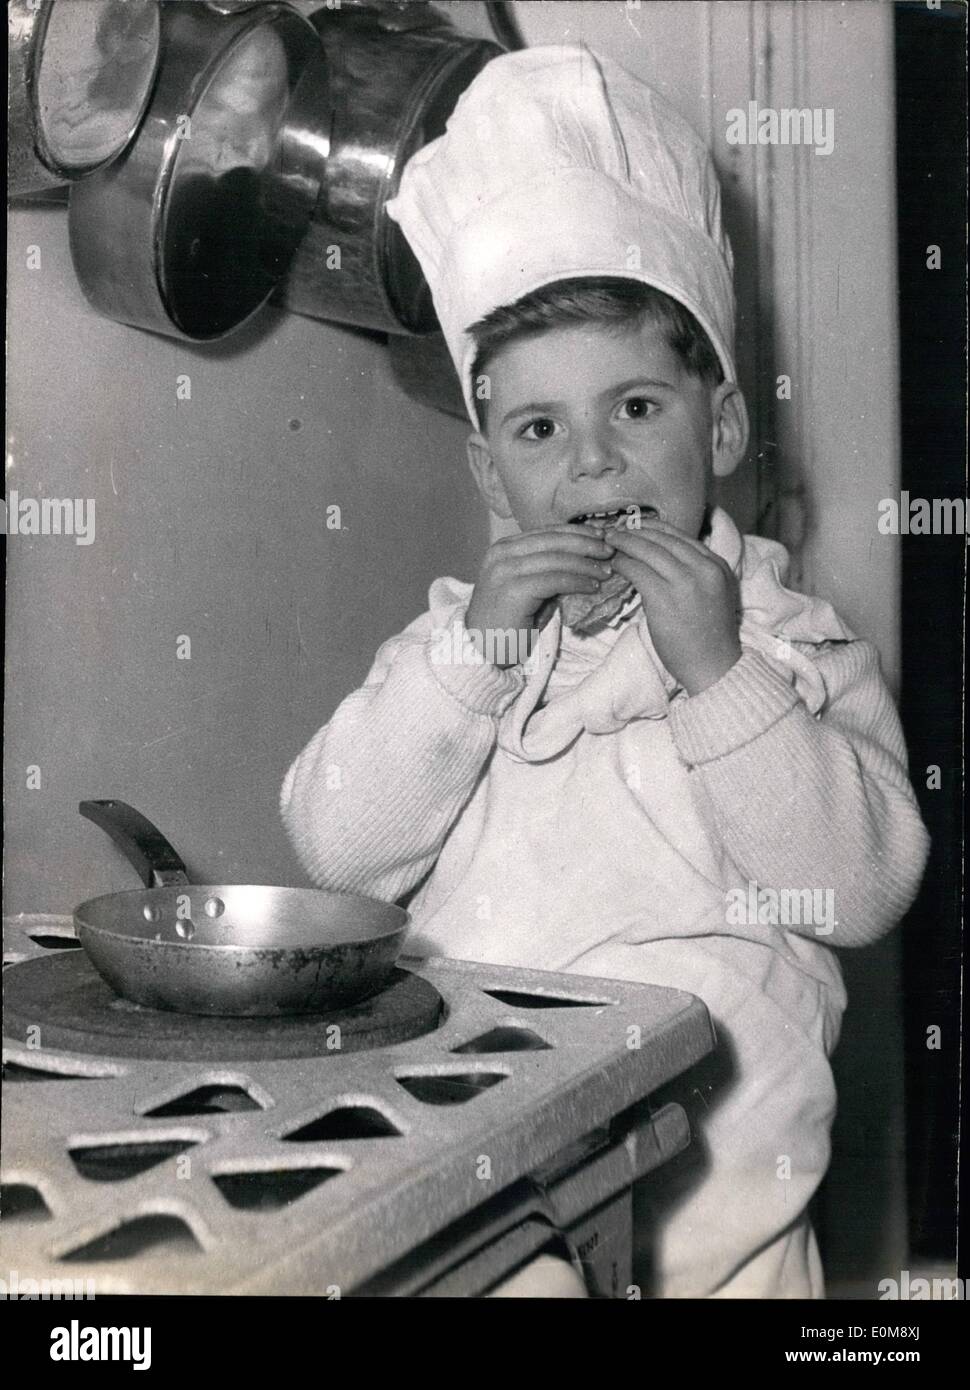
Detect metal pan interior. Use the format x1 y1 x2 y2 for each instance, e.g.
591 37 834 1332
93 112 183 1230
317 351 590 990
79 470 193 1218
75 886 408 950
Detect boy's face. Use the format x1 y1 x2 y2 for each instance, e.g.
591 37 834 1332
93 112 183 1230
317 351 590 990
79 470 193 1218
466 318 748 539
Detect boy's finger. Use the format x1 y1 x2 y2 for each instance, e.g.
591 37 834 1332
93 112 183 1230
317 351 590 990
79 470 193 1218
610 550 695 596
498 529 615 559
610 550 670 585
608 514 696 540
504 552 615 580
609 519 705 555
609 536 691 583
520 570 602 597
531 523 616 547
609 524 728 572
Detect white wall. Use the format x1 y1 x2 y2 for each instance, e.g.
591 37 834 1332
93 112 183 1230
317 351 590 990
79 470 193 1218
4 205 484 911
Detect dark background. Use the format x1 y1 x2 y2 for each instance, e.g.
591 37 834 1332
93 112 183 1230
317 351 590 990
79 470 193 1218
894 0 966 1268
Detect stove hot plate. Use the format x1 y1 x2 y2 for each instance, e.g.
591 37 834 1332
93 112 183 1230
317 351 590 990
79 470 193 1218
3 951 444 1061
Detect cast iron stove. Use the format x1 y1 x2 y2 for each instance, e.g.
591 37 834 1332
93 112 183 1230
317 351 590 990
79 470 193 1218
2 915 714 1296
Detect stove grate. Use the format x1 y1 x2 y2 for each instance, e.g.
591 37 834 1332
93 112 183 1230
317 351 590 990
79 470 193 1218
2 916 713 1295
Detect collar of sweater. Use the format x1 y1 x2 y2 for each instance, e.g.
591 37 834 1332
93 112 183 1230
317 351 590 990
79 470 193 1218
494 506 855 763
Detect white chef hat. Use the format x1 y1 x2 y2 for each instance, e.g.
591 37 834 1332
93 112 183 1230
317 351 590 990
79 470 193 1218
386 43 737 452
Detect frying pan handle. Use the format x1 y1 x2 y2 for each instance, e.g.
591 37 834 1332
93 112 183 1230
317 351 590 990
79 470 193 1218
79 800 189 889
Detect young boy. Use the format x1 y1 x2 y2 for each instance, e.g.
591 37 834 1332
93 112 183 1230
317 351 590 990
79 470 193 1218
280 47 929 1297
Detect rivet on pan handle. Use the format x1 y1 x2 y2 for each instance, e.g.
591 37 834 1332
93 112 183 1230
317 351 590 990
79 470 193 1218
78 800 189 889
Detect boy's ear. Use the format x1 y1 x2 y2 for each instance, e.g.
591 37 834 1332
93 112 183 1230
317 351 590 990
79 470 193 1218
466 432 514 519
711 383 750 477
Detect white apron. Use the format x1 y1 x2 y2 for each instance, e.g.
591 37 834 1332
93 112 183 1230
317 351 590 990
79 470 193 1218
409 509 853 1296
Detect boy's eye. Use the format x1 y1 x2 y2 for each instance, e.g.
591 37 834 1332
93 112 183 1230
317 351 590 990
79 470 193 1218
617 396 656 420
519 417 561 441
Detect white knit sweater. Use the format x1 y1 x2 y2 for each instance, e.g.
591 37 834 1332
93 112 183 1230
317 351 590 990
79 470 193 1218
281 515 929 960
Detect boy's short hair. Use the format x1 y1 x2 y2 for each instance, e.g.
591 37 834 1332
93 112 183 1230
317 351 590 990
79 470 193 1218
468 276 724 431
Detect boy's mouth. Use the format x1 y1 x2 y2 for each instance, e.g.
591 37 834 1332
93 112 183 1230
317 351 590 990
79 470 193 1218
568 504 660 527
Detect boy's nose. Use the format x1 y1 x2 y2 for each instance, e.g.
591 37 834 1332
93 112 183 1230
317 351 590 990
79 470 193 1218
567 425 626 481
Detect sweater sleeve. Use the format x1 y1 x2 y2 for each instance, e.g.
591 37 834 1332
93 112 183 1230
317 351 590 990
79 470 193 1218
667 643 930 948
279 605 524 903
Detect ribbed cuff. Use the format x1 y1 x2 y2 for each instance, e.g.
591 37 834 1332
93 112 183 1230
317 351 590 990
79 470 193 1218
424 623 526 717
669 649 800 767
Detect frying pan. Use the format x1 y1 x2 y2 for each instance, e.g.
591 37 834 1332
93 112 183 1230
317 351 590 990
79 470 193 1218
74 800 408 1017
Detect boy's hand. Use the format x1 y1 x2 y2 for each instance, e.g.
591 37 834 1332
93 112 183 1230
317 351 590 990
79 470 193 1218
609 519 742 695
464 525 615 666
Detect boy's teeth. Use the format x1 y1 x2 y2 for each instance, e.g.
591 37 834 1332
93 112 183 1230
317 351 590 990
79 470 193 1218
572 506 658 523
